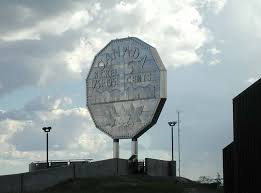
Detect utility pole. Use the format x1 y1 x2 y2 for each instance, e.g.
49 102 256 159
177 111 181 177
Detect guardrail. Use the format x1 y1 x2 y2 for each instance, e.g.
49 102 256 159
29 159 93 172
32 159 93 164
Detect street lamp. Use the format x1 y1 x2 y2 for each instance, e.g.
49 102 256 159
168 121 177 161
42 127 51 168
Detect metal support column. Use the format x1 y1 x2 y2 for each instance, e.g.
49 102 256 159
131 138 138 160
171 126 174 161
177 111 180 177
46 132 49 168
42 126 51 168
113 139 119 158
168 121 177 161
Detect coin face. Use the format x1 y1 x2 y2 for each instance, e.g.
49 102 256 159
86 37 167 139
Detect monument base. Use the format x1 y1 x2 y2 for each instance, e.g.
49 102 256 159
29 158 176 177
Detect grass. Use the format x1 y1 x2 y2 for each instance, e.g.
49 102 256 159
39 176 223 193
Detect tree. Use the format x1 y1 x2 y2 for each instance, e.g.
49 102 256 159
198 176 213 184
215 172 223 186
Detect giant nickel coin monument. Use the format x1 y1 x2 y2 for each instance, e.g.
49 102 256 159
86 37 167 158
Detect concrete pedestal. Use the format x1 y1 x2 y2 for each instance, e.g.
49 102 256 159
169 161 176 177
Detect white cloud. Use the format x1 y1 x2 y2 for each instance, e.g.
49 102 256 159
24 96 72 112
64 36 102 74
0 0 227 96
247 77 258 84
227 0 261 39
207 47 221 66
1 10 91 42
76 133 109 152
115 1 137 13
209 58 220 66
0 95 111 175
208 47 221 55
197 0 227 14
65 0 216 70
0 0 229 177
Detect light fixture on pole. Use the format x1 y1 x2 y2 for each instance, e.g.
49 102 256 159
168 121 177 161
42 126 51 168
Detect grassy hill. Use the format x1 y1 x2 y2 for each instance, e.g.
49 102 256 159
38 176 223 193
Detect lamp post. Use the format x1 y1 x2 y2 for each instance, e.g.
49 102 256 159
177 111 181 177
168 121 177 161
42 127 51 168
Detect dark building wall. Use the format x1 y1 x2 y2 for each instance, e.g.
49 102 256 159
0 173 23 193
232 78 261 193
0 166 74 193
1 159 129 193
223 142 234 193
1 158 174 193
23 166 74 193
29 162 47 172
74 158 128 177
145 158 176 177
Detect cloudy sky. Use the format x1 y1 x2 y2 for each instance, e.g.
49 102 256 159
0 0 260 180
